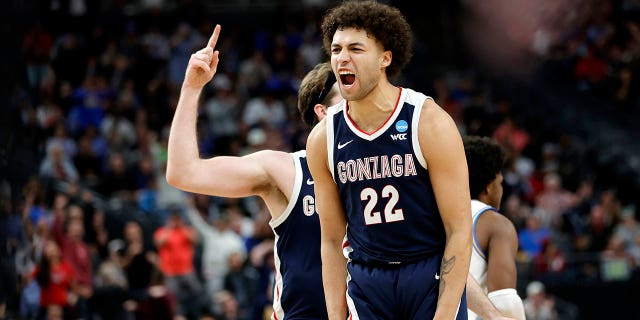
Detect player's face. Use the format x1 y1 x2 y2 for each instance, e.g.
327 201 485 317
487 172 504 209
330 28 388 101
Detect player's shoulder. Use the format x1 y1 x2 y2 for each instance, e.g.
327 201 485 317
414 93 458 139
420 95 448 121
245 149 295 174
480 209 518 238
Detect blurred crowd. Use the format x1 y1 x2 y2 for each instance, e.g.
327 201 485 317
1 0 639 319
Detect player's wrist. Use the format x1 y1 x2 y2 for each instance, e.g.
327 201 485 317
181 83 205 92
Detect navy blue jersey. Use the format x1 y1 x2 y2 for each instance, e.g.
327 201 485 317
269 150 327 320
327 88 446 265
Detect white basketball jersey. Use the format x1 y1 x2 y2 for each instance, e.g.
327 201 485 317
467 199 495 320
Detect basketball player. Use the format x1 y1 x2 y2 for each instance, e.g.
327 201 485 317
166 25 341 319
463 136 526 320
306 1 472 319
167 23 511 320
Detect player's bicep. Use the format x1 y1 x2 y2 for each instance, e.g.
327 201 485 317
180 151 277 198
419 101 470 232
486 214 519 291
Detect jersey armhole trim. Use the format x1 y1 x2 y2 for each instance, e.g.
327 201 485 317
472 206 497 260
411 95 432 169
269 151 303 228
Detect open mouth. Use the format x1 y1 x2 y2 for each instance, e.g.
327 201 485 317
339 72 355 86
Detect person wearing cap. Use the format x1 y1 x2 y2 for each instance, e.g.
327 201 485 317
524 281 558 320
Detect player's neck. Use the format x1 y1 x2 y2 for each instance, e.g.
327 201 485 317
347 84 399 133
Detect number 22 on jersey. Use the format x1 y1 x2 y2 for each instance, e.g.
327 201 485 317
361 185 405 225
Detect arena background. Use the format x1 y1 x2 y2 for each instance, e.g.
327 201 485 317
1 0 640 319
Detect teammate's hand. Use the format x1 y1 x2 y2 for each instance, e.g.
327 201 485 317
183 24 221 89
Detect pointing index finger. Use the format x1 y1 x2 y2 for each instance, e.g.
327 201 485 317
208 24 221 49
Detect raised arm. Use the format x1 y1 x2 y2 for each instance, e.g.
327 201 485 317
184 200 215 237
165 25 293 214
419 99 472 319
306 119 348 320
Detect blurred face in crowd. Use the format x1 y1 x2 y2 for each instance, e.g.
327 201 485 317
44 240 61 261
67 218 84 241
124 221 142 242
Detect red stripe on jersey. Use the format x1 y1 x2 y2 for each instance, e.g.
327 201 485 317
344 87 403 135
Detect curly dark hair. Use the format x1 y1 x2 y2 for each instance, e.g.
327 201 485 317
320 0 413 79
463 135 507 199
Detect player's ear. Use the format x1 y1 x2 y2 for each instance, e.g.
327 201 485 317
381 51 392 68
313 104 327 121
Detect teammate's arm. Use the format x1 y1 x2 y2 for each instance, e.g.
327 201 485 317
166 25 292 203
419 99 472 319
306 118 348 320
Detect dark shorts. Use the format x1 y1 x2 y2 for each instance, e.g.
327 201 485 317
346 254 467 320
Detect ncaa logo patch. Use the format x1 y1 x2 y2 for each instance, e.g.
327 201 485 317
395 120 408 133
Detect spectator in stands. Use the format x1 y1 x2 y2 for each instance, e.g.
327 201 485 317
241 83 288 130
518 213 551 260
613 205 640 247
203 73 242 156
45 123 77 159
535 172 578 229
523 281 558 320
119 221 155 301
153 210 202 319
534 239 567 276
101 109 136 152
99 152 135 199
128 268 177 320
66 75 109 136
89 260 130 320
588 188 621 251
32 240 77 320
600 235 633 281
184 195 246 304
493 116 530 155
54 214 92 319
39 144 79 183
73 134 103 189
236 50 272 98
223 251 259 319
22 22 53 91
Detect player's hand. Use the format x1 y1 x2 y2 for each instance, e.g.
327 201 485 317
183 24 221 89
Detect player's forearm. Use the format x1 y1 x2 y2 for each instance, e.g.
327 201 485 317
321 242 348 320
434 231 471 320
166 86 203 187
467 273 505 320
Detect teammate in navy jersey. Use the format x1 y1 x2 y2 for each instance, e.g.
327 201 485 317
166 24 342 319
464 136 525 320
306 1 472 319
